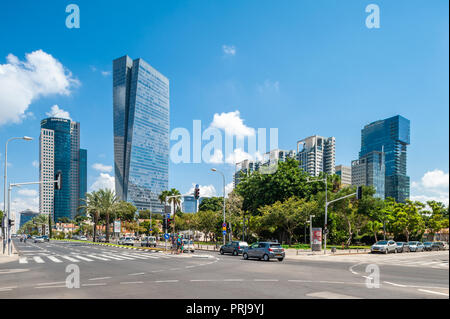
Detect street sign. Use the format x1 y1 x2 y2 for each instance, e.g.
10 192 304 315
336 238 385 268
222 230 227 235
222 227 226 231
166 213 170 219
164 233 170 240
222 223 226 227
311 227 322 252
113 220 121 233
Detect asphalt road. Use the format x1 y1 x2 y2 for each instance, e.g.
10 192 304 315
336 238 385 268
0 239 448 299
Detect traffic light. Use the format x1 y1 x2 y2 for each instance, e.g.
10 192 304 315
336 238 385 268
55 171 62 190
194 185 200 200
8 219 13 227
356 186 363 200
162 218 167 231
167 218 172 228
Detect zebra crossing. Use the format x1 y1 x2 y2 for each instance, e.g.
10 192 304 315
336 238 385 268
18 251 179 265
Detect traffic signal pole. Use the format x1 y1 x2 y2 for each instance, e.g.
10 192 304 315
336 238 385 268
6 178 60 255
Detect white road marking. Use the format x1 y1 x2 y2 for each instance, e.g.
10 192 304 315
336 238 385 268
35 285 67 289
128 273 145 276
35 282 65 286
383 281 407 287
120 253 148 260
417 289 449 296
88 277 111 281
108 254 135 260
19 257 28 264
47 256 63 263
223 279 244 282
254 279 279 282
120 281 143 285
97 254 126 260
60 256 79 262
82 283 107 287
86 255 110 261
33 256 45 263
155 280 179 283
306 291 362 299
73 255 93 262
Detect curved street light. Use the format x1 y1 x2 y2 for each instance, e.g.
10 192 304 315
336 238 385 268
211 168 226 245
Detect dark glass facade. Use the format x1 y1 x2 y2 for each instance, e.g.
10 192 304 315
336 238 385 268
41 118 72 221
360 115 410 202
113 55 169 213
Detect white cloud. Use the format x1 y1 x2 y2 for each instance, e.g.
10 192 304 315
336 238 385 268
32 160 39 168
257 80 280 94
225 182 234 198
210 111 255 137
46 104 71 120
205 149 224 164
0 50 79 126
92 163 113 173
225 148 254 165
188 183 216 198
9 196 39 215
222 45 236 56
101 71 111 77
89 173 115 192
411 169 449 206
17 189 38 197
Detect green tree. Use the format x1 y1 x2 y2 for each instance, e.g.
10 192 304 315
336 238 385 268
424 201 449 239
199 197 223 212
391 200 425 242
97 189 119 242
79 191 102 242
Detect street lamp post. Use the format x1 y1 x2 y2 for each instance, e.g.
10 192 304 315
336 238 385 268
3 136 33 254
309 214 315 249
211 168 226 246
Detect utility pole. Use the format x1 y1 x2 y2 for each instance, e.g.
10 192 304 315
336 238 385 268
211 168 226 245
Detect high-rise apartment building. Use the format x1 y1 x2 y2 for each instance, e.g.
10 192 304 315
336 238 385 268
296 135 335 177
113 55 170 213
359 115 410 202
351 151 385 198
40 117 87 222
335 165 352 186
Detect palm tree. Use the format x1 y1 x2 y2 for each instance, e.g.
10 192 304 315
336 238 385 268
79 191 102 242
97 189 118 242
168 188 181 235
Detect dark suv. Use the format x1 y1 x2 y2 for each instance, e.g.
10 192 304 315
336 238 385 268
243 242 285 261
220 241 248 256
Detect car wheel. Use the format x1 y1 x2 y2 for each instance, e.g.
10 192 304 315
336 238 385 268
394 248 397 253
220 249 224 255
263 254 270 261
277 258 284 262
385 249 389 254
232 250 238 256
243 253 249 260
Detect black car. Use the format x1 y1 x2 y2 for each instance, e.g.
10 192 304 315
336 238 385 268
220 241 248 256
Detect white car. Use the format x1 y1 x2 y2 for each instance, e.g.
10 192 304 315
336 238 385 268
371 240 397 254
34 236 45 243
119 237 135 246
79 235 87 241
182 239 195 253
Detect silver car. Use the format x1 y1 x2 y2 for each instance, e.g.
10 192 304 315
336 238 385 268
243 242 285 261
408 241 424 252
33 236 45 243
371 240 397 254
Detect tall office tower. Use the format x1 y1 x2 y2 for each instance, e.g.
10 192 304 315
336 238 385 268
40 118 87 222
351 151 385 198
360 115 410 202
79 149 88 214
296 135 336 177
335 165 352 187
113 55 170 213
39 128 55 218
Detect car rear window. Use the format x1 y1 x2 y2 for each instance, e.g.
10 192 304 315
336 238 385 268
239 242 248 246
270 244 281 248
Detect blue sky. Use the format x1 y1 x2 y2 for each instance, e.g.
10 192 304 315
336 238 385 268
0 0 448 214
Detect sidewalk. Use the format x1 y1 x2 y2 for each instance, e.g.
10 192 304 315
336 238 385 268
0 239 19 264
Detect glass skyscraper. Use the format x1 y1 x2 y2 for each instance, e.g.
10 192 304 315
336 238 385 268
40 118 87 222
113 55 169 213
359 115 410 202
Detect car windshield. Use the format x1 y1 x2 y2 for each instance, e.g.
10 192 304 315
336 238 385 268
375 241 388 245
408 242 418 245
396 243 403 246
424 242 432 245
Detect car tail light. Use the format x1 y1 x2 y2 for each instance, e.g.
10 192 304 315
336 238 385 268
281 248 284 252
238 246 240 249
269 248 273 252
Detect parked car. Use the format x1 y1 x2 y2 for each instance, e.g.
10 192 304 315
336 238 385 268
98 235 106 242
119 237 135 246
408 241 424 252
79 235 87 241
182 239 195 253
423 242 436 251
371 240 397 254
41 235 50 242
432 241 449 251
34 236 45 243
141 236 157 247
220 241 249 256
396 242 409 253
243 242 285 261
